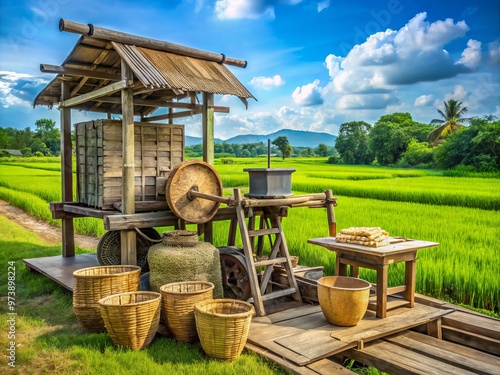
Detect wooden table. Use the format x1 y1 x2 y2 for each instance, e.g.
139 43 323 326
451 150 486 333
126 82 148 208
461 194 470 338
308 237 439 318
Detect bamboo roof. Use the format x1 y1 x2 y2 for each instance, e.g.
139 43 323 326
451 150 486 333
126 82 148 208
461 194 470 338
34 27 255 116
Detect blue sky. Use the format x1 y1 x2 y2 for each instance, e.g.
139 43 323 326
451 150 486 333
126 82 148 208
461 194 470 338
0 0 499 139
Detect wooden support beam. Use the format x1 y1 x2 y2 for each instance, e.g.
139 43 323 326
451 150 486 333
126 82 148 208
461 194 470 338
60 80 130 108
202 92 215 165
60 19 248 68
60 81 75 257
96 95 230 112
40 64 121 81
143 110 201 122
120 60 137 266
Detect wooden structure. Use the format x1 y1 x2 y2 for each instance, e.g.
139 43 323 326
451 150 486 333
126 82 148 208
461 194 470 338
34 19 255 263
246 294 500 375
309 237 439 318
76 120 184 209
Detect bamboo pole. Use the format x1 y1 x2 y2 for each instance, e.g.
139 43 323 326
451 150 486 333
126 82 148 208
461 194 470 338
120 60 137 266
60 81 75 257
59 19 247 68
202 92 215 165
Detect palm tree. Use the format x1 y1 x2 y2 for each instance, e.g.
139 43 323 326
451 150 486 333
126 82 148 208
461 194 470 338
428 99 470 145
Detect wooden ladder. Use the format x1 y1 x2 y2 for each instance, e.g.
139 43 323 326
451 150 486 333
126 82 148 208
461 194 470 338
233 188 302 316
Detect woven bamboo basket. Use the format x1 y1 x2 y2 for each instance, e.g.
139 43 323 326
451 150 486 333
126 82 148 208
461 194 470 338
98 291 161 350
160 281 214 343
73 265 141 332
194 299 255 361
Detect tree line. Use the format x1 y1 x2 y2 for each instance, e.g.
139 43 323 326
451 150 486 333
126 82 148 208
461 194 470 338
0 119 60 156
185 137 334 159
332 101 499 172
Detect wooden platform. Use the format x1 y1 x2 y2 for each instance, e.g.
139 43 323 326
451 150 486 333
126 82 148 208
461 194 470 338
23 255 499 374
247 300 453 367
24 253 99 291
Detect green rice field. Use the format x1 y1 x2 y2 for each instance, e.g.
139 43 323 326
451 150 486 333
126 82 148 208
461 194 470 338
0 157 499 313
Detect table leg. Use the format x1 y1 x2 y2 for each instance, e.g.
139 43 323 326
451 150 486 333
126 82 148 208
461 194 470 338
376 264 388 318
336 255 348 276
404 257 417 307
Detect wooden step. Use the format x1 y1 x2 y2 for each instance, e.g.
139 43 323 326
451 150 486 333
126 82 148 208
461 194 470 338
254 257 288 267
344 337 479 375
384 331 500 375
440 310 500 355
246 342 356 375
248 227 280 237
248 287 298 303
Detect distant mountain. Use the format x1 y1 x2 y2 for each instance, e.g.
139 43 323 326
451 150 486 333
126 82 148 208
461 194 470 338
185 129 336 148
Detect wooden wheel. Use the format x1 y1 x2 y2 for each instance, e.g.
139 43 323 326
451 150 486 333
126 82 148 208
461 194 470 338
218 246 252 301
97 228 160 271
166 160 223 224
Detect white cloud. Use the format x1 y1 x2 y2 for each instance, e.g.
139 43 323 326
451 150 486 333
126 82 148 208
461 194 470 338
443 85 469 102
336 94 399 110
215 0 275 20
249 75 285 89
292 79 324 106
414 95 433 107
458 39 482 69
293 12 482 115
214 0 306 20
488 40 500 66
0 71 47 109
317 0 329 12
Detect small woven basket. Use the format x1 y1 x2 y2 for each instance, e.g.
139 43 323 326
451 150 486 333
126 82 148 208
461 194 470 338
160 281 214 343
73 265 141 332
194 299 255 361
98 291 161 350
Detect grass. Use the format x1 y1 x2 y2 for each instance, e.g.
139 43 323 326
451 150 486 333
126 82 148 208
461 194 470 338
0 217 287 374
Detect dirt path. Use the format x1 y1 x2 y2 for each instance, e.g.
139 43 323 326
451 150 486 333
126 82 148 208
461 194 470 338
0 200 99 250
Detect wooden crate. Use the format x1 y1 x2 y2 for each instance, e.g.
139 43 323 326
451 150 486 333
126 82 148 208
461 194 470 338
75 120 184 210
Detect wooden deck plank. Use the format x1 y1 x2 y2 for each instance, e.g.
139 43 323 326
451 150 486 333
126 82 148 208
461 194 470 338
273 304 454 365
245 342 356 375
23 254 99 291
442 310 500 340
344 339 478 375
252 303 321 324
442 326 500 356
383 331 500 375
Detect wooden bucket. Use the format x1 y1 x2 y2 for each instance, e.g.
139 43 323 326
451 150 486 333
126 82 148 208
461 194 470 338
160 281 214 342
98 291 161 350
194 299 254 361
73 265 141 332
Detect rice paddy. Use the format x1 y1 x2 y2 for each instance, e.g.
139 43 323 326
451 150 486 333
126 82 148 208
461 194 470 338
0 157 498 312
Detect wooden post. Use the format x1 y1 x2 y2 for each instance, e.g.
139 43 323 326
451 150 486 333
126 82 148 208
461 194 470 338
202 92 214 165
120 60 136 265
325 189 336 237
60 81 75 257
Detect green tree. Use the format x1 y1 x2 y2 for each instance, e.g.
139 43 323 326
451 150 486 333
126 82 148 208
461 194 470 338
272 136 293 159
435 116 500 171
35 118 60 155
316 144 328 157
428 99 470 146
335 121 373 164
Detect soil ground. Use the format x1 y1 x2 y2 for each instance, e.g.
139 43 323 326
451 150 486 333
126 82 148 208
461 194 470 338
0 200 99 250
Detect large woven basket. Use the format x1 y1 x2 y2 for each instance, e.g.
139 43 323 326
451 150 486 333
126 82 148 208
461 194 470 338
160 281 214 343
98 291 161 350
194 299 255 361
73 265 141 332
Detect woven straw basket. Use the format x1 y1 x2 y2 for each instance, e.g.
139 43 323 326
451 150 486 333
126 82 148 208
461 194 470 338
98 291 161 350
73 265 141 332
194 299 255 361
160 281 214 343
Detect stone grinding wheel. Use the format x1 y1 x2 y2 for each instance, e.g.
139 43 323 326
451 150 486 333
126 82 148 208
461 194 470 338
166 160 223 224
97 228 161 271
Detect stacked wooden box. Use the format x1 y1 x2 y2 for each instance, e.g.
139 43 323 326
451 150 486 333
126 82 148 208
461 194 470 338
75 119 184 210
